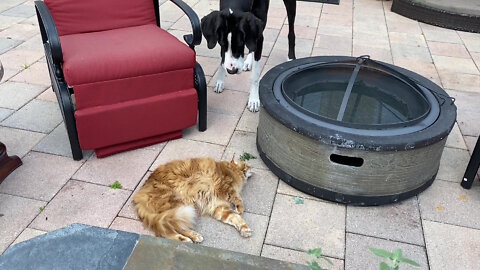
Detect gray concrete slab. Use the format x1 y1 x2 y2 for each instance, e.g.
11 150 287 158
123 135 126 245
125 235 307 270
0 224 139 270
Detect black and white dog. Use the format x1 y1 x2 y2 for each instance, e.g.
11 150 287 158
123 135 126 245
201 0 297 112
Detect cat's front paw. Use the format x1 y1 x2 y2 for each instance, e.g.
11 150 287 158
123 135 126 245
240 225 252 238
236 204 244 215
191 232 204 243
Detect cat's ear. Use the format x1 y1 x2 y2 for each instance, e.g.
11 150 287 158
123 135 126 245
231 153 236 164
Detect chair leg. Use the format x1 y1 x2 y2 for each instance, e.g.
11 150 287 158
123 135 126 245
461 136 480 189
53 79 83 161
43 43 83 161
194 63 207 132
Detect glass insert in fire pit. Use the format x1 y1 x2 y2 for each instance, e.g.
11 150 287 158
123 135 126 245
282 64 430 128
257 56 456 205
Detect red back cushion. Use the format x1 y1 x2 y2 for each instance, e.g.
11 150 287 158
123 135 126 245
44 0 157 36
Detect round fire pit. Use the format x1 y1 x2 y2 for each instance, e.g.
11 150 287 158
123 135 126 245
257 56 457 205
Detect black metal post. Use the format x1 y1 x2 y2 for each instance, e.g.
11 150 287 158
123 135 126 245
461 136 480 189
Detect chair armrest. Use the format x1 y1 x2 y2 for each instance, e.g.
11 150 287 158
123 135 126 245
34 1 63 66
169 0 202 48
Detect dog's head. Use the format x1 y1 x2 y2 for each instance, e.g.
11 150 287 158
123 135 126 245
201 9 264 74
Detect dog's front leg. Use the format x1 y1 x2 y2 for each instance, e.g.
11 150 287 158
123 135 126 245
243 52 254 71
214 63 226 93
247 59 261 112
247 35 264 112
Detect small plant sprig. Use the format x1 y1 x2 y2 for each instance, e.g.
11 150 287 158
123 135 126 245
23 64 29 69
239 152 256 161
39 206 45 212
294 196 304 204
305 248 333 270
109 181 122 189
370 248 420 270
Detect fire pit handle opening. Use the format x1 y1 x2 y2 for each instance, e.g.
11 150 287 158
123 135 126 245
330 154 364 167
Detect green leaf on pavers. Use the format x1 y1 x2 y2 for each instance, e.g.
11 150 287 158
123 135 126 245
294 196 304 204
370 248 393 258
392 249 402 260
306 260 325 270
23 64 29 69
109 181 123 189
398 257 420 267
307 248 323 259
39 207 45 212
239 152 256 161
380 262 391 270
322 256 333 265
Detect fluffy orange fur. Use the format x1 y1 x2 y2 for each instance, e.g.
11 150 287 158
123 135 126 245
133 157 252 243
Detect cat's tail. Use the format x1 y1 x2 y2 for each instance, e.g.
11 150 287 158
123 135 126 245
135 202 197 240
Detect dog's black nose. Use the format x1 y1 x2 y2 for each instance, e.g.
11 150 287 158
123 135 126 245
227 68 238 74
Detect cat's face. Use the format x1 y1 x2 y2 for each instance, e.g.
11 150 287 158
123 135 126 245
237 161 252 181
230 157 252 182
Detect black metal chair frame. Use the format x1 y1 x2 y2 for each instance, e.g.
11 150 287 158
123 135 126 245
461 136 480 189
34 0 207 161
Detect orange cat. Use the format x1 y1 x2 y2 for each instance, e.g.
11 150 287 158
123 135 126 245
133 157 252 243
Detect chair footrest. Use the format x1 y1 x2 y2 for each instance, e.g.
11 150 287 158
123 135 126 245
75 89 197 150
95 130 182 158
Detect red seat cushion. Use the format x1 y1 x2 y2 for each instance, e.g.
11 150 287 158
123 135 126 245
60 24 196 86
45 0 157 36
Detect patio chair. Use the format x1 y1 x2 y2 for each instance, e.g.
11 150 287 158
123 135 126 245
34 0 207 161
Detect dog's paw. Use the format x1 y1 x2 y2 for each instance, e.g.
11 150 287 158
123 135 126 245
240 225 252 238
243 54 253 71
214 80 224 93
247 92 260 112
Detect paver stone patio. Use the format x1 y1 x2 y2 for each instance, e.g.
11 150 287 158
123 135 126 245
1 1 480 269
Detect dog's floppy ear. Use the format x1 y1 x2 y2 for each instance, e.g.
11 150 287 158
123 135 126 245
201 11 224 49
241 13 264 52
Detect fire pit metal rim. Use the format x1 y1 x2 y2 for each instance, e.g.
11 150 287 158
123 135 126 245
274 61 441 135
259 56 457 152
